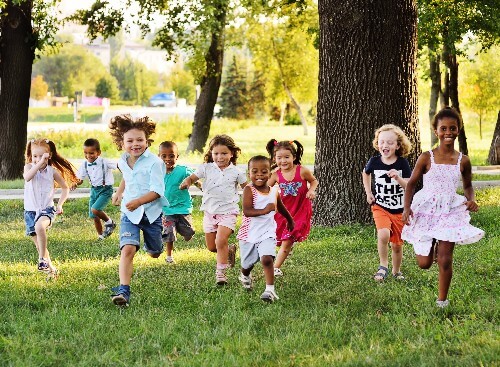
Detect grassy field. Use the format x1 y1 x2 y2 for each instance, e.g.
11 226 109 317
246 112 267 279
0 188 498 366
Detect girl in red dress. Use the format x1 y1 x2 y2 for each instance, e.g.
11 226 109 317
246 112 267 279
266 140 318 276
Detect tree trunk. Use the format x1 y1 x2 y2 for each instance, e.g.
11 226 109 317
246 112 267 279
428 50 440 148
0 2 35 180
315 0 420 225
186 8 226 153
447 51 468 155
487 111 500 165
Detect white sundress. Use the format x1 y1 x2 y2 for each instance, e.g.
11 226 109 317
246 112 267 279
401 150 484 256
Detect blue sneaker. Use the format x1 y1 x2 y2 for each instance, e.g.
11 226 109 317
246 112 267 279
111 285 130 306
38 258 49 273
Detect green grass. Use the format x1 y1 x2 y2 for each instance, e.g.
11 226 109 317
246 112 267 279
29 106 104 123
0 189 498 366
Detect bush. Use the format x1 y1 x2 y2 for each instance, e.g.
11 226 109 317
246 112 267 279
285 113 302 126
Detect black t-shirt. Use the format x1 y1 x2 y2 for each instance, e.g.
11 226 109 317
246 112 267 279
364 155 412 214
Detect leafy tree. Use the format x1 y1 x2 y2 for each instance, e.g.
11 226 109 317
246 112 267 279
30 75 49 100
95 75 119 100
0 0 59 179
218 56 249 119
165 65 196 105
315 0 420 225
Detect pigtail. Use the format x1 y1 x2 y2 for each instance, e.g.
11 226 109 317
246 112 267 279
47 140 79 186
292 140 304 165
265 139 277 158
25 140 33 164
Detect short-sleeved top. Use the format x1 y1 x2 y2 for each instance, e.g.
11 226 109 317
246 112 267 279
364 155 411 214
24 165 55 212
162 164 194 215
118 148 168 224
237 185 279 243
194 162 247 214
76 156 116 187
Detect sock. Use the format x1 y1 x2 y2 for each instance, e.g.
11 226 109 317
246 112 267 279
105 219 113 225
217 263 229 270
265 284 275 292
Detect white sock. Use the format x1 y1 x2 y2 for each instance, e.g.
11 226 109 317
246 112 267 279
105 219 113 225
265 284 275 292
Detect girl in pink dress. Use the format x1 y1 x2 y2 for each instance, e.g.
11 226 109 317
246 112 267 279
266 140 318 276
402 108 484 308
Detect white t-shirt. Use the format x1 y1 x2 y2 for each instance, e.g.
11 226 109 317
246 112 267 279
76 157 117 187
24 165 55 211
194 162 246 214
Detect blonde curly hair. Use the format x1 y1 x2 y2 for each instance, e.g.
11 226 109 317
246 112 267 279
372 124 412 157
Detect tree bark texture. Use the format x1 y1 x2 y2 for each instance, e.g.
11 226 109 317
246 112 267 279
487 111 500 165
315 0 420 225
186 9 226 153
0 2 35 179
428 51 440 148
447 52 468 155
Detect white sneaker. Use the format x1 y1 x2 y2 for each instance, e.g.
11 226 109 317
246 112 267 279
436 299 450 308
260 289 279 303
274 268 283 277
238 273 252 290
165 256 175 264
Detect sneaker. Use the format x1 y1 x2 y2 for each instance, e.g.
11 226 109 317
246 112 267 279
274 268 283 277
102 220 116 238
38 258 50 273
98 234 105 241
165 256 175 264
392 272 405 280
436 299 450 308
216 270 227 285
260 289 279 303
111 286 130 307
238 273 252 290
228 244 236 268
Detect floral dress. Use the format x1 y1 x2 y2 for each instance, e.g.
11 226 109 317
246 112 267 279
402 150 484 256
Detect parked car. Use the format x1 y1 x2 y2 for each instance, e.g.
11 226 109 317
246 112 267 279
149 92 176 107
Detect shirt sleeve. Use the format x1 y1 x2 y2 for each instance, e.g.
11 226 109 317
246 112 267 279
401 158 412 178
105 159 118 170
185 165 195 178
237 168 247 184
149 159 166 196
194 164 206 179
76 162 87 180
364 157 375 174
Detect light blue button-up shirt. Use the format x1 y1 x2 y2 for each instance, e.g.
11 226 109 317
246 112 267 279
118 148 168 224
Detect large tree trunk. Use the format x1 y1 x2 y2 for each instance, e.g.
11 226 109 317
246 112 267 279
0 2 35 180
186 8 226 153
487 111 500 165
315 0 420 225
428 49 441 148
447 52 468 155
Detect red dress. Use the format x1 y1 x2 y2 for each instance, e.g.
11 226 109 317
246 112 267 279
275 165 312 245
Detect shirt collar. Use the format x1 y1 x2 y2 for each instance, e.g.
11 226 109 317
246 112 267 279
212 162 233 171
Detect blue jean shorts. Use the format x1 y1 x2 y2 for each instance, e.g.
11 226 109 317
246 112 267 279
119 213 163 255
24 206 56 236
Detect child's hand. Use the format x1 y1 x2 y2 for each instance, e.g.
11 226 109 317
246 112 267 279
70 183 77 191
465 200 479 212
179 179 190 190
112 193 122 206
287 219 295 231
306 189 316 200
125 199 141 211
264 202 276 214
56 205 63 215
387 169 400 180
366 193 375 205
402 208 412 225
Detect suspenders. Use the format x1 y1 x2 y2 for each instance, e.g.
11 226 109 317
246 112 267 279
85 160 106 187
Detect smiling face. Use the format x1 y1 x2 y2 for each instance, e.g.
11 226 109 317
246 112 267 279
377 130 400 159
159 145 178 171
123 128 148 158
84 145 100 163
211 144 233 169
248 159 271 190
274 148 295 172
435 117 459 146
31 145 50 169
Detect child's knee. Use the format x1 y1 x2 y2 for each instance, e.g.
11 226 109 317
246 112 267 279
148 253 161 259
377 228 391 242
261 255 273 267
416 256 433 269
392 244 403 254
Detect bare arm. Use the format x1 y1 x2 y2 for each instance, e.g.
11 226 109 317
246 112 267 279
267 171 278 187
112 179 125 206
70 179 83 191
179 173 199 190
361 171 375 205
461 155 478 212
301 166 318 200
387 169 409 189
23 153 50 182
125 191 160 211
277 193 294 231
53 170 69 214
241 186 275 217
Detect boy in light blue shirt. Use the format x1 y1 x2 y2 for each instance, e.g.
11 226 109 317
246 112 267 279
109 115 168 307
158 141 197 264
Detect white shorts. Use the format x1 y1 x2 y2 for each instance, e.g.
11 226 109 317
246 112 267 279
239 238 276 270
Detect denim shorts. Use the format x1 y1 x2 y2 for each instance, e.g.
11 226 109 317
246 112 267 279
89 185 113 218
24 206 56 236
119 213 163 255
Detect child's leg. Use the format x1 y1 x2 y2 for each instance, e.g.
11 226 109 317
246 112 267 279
205 232 217 252
119 245 137 285
437 241 455 301
415 241 436 270
166 241 174 257
391 243 403 274
262 255 274 285
93 217 103 235
215 225 233 265
274 239 293 269
377 228 390 269
34 217 51 259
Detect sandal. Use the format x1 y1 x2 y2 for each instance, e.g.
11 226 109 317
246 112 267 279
392 272 405 280
373 265 388 282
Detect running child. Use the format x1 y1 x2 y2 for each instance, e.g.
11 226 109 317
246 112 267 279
237 155 294 303
159 141 196 264
402 107 484 308
23 138 78 277
180 134 247 285
109 115 168 306
266 139 318 276
362 124 412 281
72 138 117 240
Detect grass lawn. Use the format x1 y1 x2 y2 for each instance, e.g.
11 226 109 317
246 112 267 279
0 188 498 366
